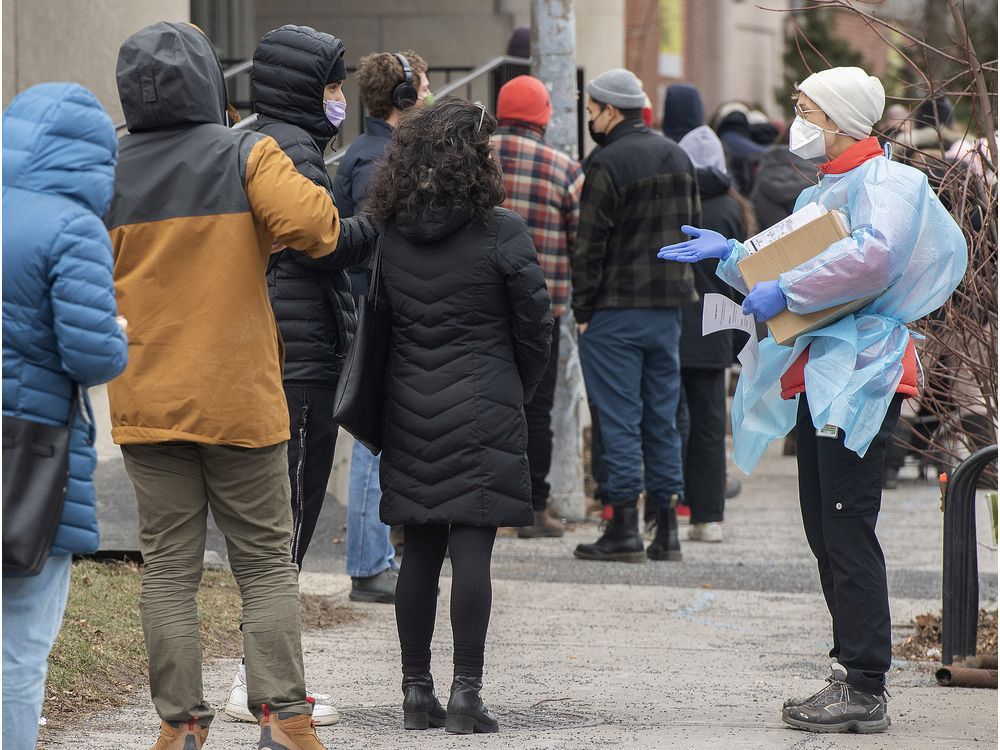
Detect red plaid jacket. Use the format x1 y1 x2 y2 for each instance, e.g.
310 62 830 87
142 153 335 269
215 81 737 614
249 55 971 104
493 124 584 319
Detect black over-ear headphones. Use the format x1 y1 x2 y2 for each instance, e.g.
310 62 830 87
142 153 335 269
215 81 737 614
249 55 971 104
391 52 418 110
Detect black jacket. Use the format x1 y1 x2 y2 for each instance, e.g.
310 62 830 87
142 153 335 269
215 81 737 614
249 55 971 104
572 117 700 324
680 168 744 370
250 25 377 385
332 116 393 219
379 208 553 527
749 146 816 230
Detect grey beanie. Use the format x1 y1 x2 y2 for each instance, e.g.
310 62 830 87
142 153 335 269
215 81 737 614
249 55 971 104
586 68 646 110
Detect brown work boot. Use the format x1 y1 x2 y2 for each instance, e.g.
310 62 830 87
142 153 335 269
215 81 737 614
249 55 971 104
148 719 209 750
517 507 565 538
258 704 326 750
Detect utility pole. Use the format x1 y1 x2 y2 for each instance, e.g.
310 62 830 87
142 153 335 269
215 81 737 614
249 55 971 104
530 0 587 521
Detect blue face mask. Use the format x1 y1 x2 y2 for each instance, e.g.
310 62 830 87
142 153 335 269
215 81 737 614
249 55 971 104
324 100 347 128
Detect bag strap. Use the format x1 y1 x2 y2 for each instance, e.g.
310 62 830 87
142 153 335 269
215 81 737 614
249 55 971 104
367 232 385 301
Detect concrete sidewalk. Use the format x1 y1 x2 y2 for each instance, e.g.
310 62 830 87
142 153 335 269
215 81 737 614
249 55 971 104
44 441 998 749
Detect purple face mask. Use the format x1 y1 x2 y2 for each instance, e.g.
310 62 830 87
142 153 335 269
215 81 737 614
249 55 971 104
324 100 347 128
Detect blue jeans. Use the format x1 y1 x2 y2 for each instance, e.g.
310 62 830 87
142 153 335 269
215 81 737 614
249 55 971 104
347 441 397 578
579 308 684 507
2 554 72 750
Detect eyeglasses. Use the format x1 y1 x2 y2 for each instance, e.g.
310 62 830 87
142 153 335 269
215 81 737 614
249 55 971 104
473 101 487 132
793 102 823 119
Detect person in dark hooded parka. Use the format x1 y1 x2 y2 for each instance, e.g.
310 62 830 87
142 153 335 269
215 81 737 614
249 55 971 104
248 26 376 573
364 99 552 735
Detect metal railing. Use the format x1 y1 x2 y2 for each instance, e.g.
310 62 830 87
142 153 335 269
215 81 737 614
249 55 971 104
941 444 998 665
114 53 584 171
322 55 531 168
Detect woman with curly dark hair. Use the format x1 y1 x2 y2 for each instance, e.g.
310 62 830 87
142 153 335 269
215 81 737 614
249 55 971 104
364 99 553 735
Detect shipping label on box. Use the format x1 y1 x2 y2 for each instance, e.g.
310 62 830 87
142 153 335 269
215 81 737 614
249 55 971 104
737 210 874 346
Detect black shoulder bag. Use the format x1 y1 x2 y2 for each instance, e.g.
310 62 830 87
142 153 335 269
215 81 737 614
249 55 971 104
333 233 391 455
2 386 78 575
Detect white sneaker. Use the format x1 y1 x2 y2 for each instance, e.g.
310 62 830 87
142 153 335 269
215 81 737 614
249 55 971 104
687 522 723 542
223 663 340 725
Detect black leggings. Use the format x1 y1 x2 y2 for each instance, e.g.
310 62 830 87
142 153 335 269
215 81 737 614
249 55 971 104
395 524 497 679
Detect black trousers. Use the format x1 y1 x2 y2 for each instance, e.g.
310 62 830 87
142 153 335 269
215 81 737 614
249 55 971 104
285 386 339 569
395 525 497 679
676 368 727 523
525 319 561 511
796 393 903 695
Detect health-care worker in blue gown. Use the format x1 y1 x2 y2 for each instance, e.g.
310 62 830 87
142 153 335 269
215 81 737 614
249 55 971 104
659 67 967 735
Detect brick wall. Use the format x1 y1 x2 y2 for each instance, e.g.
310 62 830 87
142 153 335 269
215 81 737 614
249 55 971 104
624 0 704 129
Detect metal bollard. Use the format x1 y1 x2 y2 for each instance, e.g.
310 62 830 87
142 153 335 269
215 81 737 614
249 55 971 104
941 445 998 666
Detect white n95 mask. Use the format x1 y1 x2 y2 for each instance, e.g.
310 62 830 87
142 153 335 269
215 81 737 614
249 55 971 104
789 116 828 160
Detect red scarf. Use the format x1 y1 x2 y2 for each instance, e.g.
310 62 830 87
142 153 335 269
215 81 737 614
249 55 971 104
818 137 883 175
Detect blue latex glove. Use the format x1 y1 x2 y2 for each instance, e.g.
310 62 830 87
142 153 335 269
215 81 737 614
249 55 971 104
657 225 732 263
742 280 788 322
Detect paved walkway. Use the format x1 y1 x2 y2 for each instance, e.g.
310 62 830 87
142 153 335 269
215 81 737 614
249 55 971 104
45 402 998 748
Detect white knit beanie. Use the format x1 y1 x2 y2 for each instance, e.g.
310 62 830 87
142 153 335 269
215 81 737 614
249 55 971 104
798 67 885 140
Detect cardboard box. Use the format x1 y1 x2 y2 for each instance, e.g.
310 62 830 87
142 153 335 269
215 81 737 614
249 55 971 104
737 210 873 346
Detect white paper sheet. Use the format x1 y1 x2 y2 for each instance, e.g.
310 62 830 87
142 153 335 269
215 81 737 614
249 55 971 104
744 202 824 254
737 336 759 381
703 293 759 380
702 293 756 336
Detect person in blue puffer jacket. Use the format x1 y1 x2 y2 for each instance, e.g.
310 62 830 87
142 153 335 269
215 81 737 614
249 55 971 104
2 82 128 750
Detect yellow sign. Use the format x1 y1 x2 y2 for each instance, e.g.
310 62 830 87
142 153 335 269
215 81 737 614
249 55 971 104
659 0 684 78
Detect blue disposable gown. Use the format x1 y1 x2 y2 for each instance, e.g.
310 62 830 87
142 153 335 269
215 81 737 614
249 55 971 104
716 153 968 472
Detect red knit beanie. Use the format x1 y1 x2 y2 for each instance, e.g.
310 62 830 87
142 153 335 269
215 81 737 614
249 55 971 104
497 75 552 127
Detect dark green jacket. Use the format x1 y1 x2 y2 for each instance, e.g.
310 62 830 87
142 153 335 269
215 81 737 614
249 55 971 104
572 117 701 324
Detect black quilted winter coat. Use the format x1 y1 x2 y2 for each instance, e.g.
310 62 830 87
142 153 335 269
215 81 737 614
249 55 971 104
378 207 553 527
250 25 376 385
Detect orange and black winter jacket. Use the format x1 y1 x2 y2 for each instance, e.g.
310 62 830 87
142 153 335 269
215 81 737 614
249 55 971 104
106 22 341 448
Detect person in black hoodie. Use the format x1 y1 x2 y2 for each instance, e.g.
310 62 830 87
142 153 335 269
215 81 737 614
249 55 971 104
220 24 377 727
661 83 703 143
674 125 757 542
364 99 552 735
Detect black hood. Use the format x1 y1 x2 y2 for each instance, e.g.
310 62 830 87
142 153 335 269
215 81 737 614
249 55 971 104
116 22 227 132
396 210 471 245
694 167 731 200
251 25 345 144
662 84 704 142
755 147 816 204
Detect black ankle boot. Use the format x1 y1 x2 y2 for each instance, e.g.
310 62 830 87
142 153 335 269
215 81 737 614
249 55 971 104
402 673 446 730
573 504 645 562
445 675 499 734
646 505 682 561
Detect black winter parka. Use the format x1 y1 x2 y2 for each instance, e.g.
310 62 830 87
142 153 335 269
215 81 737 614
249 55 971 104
250 25 377 385
378 208 553 528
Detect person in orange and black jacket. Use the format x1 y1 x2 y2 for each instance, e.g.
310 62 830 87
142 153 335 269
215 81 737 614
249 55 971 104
107 21 338 750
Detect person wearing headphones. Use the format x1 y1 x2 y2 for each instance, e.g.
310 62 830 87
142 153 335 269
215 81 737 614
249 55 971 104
332 51 431 606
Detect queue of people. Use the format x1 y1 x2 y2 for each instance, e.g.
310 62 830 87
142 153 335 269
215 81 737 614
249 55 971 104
0 15 972 750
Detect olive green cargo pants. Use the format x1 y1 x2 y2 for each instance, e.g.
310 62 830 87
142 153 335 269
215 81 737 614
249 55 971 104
122 441 309 726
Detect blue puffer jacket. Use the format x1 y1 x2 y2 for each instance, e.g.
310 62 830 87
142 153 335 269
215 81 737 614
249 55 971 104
2 83 129 556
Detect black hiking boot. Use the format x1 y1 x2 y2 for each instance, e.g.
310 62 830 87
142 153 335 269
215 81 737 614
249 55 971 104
445 675 499 734
782 677 890 734
646 504 682 561
573 504 645 563
402 673 446 730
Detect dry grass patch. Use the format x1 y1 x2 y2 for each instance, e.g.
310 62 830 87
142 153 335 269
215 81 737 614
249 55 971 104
43 559 360 728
